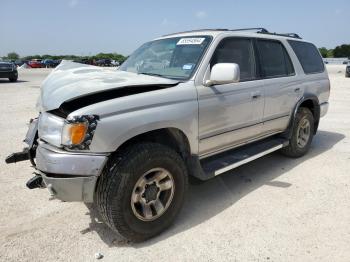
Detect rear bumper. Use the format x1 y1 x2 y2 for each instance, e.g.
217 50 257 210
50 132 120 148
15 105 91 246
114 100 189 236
36 143 108 202
320 102 329 118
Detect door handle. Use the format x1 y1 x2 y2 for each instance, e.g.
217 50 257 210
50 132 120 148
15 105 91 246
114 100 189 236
294 87 301 92
251 93 262 99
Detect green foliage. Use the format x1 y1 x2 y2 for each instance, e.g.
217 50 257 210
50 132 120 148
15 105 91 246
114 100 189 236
20 52 127 63
327 49 334 58
319 47 328 58
333 44 350 58
318 47 334 58
7 52 19 60
92 53 127 63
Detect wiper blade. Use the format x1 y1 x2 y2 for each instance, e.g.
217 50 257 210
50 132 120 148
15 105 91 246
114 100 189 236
138 72 166 78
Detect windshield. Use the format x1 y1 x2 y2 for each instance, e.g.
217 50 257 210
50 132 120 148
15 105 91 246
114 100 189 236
119 36 212 80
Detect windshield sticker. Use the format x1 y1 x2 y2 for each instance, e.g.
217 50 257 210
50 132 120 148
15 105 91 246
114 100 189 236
177 38 205 45
183 64 194 70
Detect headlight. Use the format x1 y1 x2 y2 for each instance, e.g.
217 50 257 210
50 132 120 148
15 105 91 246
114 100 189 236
38 112 65 147
61 115 99 150
38 113 99 149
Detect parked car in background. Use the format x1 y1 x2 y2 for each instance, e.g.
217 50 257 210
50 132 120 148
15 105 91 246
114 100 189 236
95 58 112 67
41 59 60 68
14 60 28 67
28 59 42 68
73 58 95 65
346 62 350 77
111 60 120 67
0 61 18 82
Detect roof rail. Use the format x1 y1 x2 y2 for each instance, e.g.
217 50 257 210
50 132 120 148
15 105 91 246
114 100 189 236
162 28 302 39
162 29 229 37
260 32 302 39
230 28 269 33
230 28 302 39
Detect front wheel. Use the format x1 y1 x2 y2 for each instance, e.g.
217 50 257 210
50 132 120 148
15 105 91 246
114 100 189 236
9 75 18 82
95 143 188 242
281 107 314 158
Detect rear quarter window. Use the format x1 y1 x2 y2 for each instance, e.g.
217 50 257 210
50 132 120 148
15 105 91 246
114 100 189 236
288 40 325 74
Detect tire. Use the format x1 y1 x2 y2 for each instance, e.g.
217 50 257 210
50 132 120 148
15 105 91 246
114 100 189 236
281 107 314 158
95 143 188 242
9 75 18 82
346 72 350 78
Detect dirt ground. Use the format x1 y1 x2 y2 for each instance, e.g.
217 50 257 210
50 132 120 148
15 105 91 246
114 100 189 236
0 65 349 262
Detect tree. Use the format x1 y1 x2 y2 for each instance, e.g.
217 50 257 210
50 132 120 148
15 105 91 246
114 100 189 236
333 44 350 58
7 52 19 60
319 47 329 58
327 49 334 58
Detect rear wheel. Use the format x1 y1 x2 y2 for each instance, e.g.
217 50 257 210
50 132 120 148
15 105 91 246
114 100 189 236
95 143 188 242
281 107 314 158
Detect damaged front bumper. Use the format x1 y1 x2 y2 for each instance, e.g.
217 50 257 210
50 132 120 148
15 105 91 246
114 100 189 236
6 118 109 203
35 143 108 202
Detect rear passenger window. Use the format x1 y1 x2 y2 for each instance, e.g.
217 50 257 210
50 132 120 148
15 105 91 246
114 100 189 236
288 40 324 74
257 40 295 78
211 38 256 81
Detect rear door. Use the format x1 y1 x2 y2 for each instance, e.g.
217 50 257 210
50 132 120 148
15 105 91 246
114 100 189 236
255 39 299 135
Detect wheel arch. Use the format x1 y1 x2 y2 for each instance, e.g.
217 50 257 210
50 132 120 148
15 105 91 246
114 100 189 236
116 127 192 163
285 94 320 138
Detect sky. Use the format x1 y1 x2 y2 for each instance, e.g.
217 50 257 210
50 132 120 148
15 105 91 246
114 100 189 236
0 0 348 57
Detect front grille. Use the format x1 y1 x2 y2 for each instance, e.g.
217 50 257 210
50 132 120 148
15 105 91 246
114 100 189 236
0 65 12 72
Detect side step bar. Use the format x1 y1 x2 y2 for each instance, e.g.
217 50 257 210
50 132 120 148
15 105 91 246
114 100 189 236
201 137 289 177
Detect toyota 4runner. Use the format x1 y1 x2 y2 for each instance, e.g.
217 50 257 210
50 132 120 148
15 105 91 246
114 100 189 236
6 28 330 242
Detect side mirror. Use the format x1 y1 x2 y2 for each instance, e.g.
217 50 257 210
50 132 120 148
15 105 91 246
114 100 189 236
205 63 240 86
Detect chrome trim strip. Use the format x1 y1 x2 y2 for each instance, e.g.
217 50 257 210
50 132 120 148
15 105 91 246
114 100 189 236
214 144 284 176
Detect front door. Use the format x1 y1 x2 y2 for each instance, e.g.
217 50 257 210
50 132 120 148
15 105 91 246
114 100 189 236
197 37 264 157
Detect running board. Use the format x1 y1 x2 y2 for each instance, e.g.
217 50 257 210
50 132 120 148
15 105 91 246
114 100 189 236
200 137 289 177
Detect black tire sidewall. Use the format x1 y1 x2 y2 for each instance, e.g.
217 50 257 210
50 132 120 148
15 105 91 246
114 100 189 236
9 75 18 82
289 108 314 156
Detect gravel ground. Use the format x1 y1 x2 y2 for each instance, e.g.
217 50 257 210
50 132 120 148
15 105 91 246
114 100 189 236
0 66 349 262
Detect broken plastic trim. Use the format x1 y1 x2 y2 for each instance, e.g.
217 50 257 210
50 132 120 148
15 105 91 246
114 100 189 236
50 83 179 117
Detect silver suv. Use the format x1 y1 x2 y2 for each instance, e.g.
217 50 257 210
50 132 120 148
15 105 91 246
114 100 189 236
6 28 330 242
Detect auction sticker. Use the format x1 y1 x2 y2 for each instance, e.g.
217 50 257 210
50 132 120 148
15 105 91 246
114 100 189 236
177 38 205 45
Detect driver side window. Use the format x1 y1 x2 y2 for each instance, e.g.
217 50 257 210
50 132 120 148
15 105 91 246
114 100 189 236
211 38 257 81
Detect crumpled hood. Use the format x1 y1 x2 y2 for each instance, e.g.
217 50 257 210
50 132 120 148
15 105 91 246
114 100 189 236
39 60 179 111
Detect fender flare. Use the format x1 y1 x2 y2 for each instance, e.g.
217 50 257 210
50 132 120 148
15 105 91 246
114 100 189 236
283 93 320 139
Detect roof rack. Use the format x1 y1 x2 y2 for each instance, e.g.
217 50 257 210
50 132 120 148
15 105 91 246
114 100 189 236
230 28 302 39
260 32 302 39
230 28 269 33
162 28 302 39
162 29 229 37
